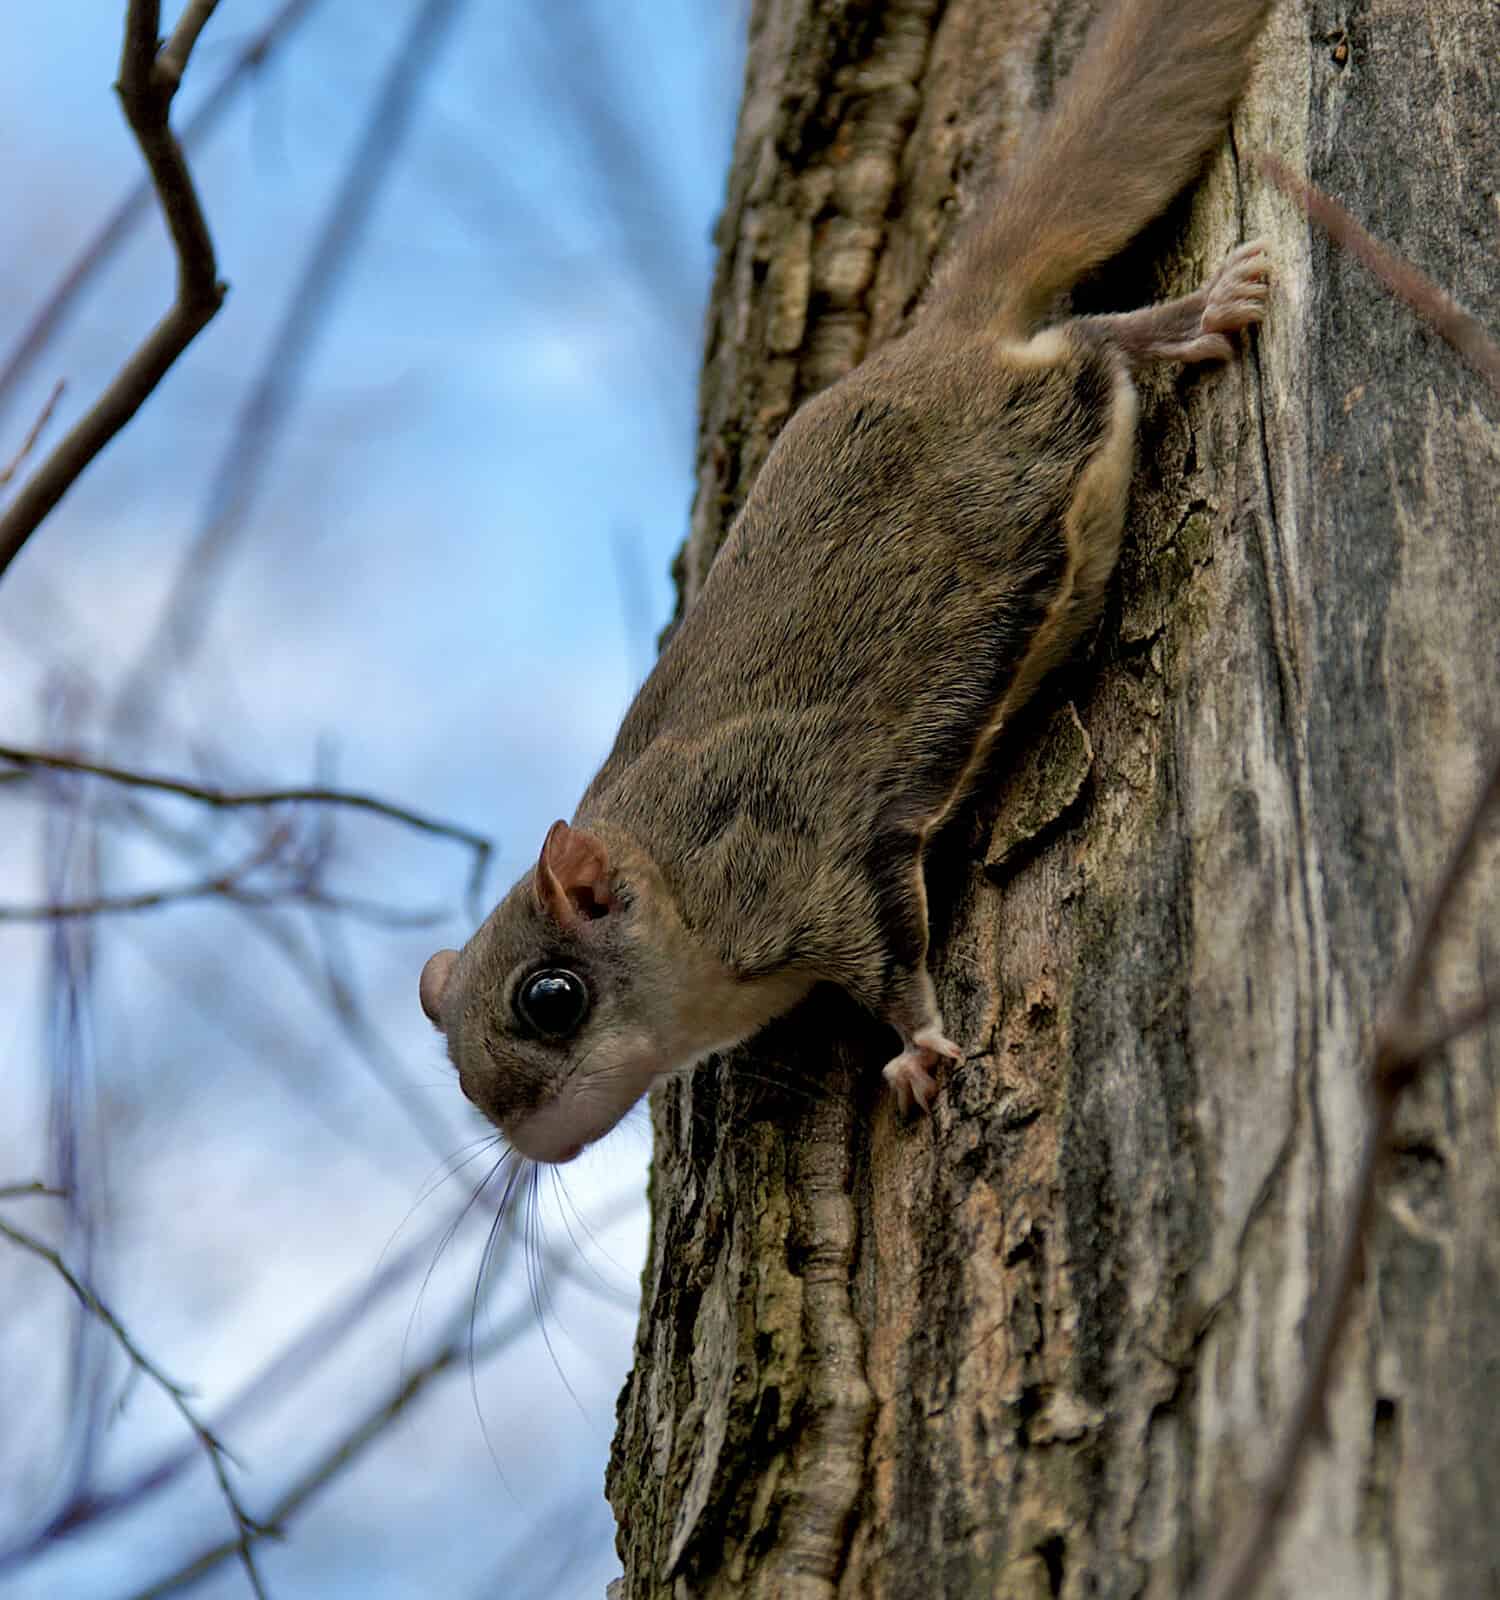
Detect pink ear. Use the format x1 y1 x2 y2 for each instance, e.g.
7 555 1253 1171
535 821 613 928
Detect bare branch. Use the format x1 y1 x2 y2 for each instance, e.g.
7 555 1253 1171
110 0 471 731
0 2 227 583
1202 744 1500 1600
0 382 66 490
85 782 465 1161
157 0 222 91
0 840 281 922
1260 155 1500 399
0 1214 270 1599
0 0 327 427
0 744 492 909
1389 984 1500 1068
116 1 218 307
0 864 450 927
120 1200 639 1600
0 1193 485 1570
1382 746 1500 1044
0 1180 69 1201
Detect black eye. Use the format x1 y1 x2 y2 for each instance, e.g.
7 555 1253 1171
515 968 590 1038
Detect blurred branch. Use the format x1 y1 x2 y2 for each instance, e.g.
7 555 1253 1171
1204 745 1500 1600
0 2 227 584
95 779 465 1159
1260 155 1500 397
0 0 327 428
0 1213 271 1600
112 0 470 729
37 725 112 1505
0 1191 489 1570
123 1197 636 1600
0 838 282 922
8 747 475 1156
0 743 492 910
0 382 66 489
0 1180 69 1201
1202 169 1500 1600
0 861 451 926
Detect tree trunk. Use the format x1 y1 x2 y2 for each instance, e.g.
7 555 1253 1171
607 2 1500 1595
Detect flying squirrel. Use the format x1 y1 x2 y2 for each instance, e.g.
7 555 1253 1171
420 0 1276 1163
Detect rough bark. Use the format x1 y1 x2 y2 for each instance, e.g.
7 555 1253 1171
608 3 1500 1596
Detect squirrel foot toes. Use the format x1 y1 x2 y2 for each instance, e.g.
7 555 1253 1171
1202 238 1271 335
913 1025 962 1061
883 1029 960 1115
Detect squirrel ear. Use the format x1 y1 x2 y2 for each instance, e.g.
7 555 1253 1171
536 821 613 928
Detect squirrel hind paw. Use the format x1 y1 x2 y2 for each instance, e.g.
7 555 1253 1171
1201 238 1271 337
882 1029 961 1116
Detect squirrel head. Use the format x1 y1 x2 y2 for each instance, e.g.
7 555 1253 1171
420 821 799 1162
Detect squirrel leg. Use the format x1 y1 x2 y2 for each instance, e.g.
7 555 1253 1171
880 965 962 1115
1080 239 1269 369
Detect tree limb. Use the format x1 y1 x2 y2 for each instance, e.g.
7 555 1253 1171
1260 155 1500 398
0 1 226 583
157 0 222 90
0 1180 68 1201
119 1194 640 1600
0 0 326 428
0 743 492 911
0 382 66 489
109 0 470 731
0 1213 270 1599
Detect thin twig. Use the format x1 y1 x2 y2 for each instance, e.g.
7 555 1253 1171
0 839 281 922
0 0 326 427
109 0 470 734
1384 751 1500 1037
0 1 226 583
0 743 492 908
101 783 464 1161
1203 747 1500 1600
0 870 450 927
157 0 222 90
38 730 110 1504
0 1193 485 1570
1260 155 1500 398
121 1202 638 1600
1200 169 1500 1600
0 381 66 489
0 1214 270 1599
0 1180 69 1201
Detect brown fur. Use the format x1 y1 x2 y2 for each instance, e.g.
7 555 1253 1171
421 0 1275 1162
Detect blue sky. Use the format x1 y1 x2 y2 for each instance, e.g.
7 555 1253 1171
0 2 742 1594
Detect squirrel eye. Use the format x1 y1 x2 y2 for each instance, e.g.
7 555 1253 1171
516 968 590 1038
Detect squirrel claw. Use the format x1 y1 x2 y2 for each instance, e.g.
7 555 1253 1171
913 1026 962 1061
1201 237 1270 336
884 1050 940 1115
883 1029 960 1115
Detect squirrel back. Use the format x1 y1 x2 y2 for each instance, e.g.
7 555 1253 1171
930 0 1275 337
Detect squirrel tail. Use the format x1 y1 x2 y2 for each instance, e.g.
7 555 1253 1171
927 0 1274 337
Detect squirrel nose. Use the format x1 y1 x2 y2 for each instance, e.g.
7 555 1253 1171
419 949 458 1024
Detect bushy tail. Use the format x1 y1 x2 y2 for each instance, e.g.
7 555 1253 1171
929 0 1275 336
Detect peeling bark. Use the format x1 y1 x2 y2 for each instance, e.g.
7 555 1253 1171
610 3 1500 1596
